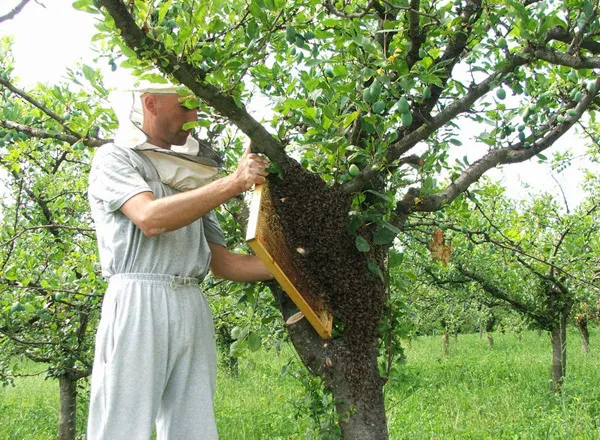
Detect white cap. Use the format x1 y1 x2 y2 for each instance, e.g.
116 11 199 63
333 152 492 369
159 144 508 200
110 81 200 155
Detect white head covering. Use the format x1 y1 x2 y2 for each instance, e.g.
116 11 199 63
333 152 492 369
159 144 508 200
109 81 223 191
110 81 200 155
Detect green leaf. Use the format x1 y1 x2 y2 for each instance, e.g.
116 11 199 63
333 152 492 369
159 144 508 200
373 227 396 245
247 332 261 351
158 0 173 24
343 111 359 128
355 235 371 252
367 261 384 282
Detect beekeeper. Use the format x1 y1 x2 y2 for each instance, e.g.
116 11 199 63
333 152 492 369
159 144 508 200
86 81 272 440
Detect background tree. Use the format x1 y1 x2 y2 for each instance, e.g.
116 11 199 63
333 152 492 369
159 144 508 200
0 38 112 440
411 182 600 391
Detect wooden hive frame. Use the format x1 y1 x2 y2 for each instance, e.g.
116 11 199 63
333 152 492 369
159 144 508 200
246 182 333 339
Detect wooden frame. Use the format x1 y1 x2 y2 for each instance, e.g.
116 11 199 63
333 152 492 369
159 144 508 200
246 183 333 339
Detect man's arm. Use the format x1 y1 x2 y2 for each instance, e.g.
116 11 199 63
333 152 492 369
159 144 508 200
208 242 273 282
120 146 268 236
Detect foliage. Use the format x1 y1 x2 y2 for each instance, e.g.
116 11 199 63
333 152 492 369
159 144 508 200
0 38 115 438
4 0 600 437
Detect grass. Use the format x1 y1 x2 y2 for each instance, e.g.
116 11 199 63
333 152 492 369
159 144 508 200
387 329 600 439
1 328 599 439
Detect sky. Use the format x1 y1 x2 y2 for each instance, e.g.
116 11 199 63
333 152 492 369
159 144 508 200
0 1 597 209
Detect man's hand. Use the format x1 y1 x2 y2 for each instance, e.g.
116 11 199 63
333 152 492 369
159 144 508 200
232 142 269 191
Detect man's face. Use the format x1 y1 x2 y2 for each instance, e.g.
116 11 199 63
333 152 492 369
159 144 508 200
147 93 198 147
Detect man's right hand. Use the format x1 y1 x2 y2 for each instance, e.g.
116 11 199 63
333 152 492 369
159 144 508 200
232 142 270 192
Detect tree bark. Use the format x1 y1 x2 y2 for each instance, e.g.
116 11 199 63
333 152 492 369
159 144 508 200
58 375 77 440
330 343 388 440
275 286 389 439
576 319 590 353
485 316 495 347
549 313 568 393
442 330 450 356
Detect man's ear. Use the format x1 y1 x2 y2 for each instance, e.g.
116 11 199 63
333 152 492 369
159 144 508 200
141 94 157 115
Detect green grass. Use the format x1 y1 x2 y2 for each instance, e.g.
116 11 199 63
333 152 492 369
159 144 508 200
387 329 600 439
1 329 599 439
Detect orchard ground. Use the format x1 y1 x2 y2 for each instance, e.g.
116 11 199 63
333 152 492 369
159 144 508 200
1 328 598 439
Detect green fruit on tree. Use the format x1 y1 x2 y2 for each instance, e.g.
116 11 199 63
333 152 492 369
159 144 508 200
517 124 526 132
325 67 334 78
363 88 376 104
348 164 360 177
401 111 413 126
518 131 526 142
372 101 385 114
496 88 506 100
587 82 596 93
369 80 382 99
567 108 578 117
557 114 565 123
574 91 583 102
423 86 432 99
397 97 410 114
498 37 507 49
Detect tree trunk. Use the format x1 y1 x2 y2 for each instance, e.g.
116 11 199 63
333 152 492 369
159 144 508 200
549 314 567 393
275 286 389 439
330 343 388 440
485 315 495 347
576 319 590 353
58 375 77 440
442 330 450 356
479 323 483 339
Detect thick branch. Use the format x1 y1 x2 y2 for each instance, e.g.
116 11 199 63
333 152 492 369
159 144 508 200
343 53 531 193
413 76 600 212
546 26 600 54
97 0 290 167
526 46 600 69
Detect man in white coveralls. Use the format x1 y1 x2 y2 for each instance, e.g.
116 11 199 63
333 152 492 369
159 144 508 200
86 82 273 440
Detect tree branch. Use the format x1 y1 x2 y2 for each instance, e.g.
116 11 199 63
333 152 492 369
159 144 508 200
412 76 600 212
526 46 600 69
546 25 600 55
0 119 108 148
0 0 34 23
97 0 291 168
456 265 554 329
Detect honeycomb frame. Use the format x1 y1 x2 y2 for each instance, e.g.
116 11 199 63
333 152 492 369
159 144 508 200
246 182 333 339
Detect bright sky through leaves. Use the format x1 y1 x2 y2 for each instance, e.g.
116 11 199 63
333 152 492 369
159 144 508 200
0 0 597 210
